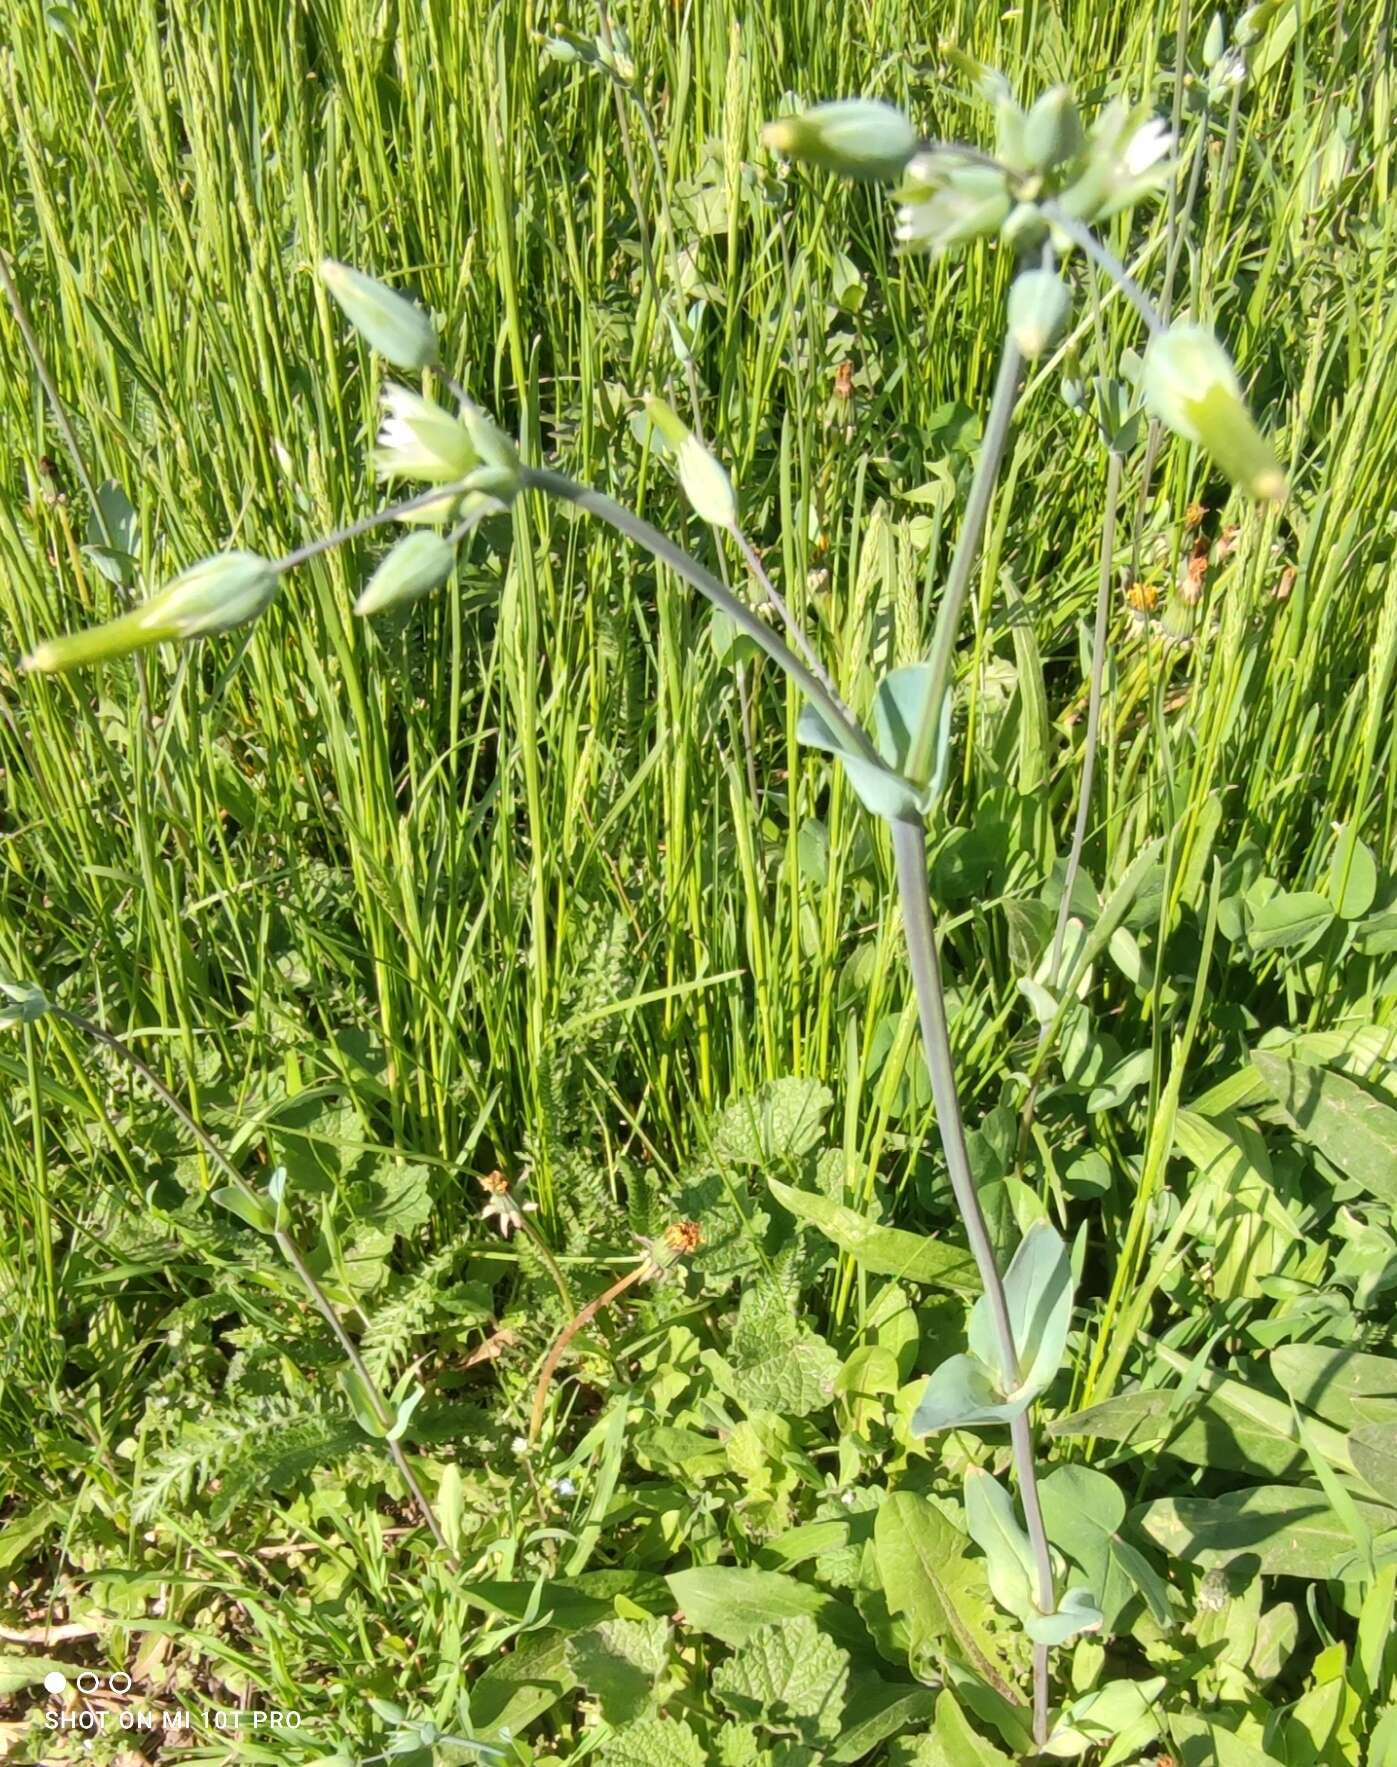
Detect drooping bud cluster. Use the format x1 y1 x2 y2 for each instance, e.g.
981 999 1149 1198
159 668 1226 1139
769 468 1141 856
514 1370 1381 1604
761 99 920 184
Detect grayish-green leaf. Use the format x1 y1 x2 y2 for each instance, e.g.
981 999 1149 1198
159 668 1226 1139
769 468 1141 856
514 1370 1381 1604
1253 1051 1397 1207
1134 1484 1397 1580
767 1177 978 1292
1039 1463 1171 1629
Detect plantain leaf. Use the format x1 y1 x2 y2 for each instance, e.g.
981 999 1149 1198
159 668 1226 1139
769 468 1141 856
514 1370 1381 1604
767 1176 978 1292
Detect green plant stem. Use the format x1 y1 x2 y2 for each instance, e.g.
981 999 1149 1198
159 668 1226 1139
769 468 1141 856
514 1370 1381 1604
275 480 480 572
0 250 110 545
729 521 849 714
514 1211 577 1318
52 1006 455 1565
1050 449 1122 983
1040 206 1167 340
905 338 1023 787
889 816 1054 1745
522 466 882 769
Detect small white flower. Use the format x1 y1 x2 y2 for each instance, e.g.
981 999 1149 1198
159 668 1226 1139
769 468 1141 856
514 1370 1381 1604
1123 117 1173 176
839 1489 856 1507
478 1168 538 1238
511 1435 529 1455
374 387 477 484
551 1476 578 1498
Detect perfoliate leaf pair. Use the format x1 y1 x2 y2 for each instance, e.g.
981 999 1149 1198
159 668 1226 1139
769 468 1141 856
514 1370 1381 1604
965 1470 1103 1645
797 665 949 820
0 978 51 1029
911 1221 1073 1431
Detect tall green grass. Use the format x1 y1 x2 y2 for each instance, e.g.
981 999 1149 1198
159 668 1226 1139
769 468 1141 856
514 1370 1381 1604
2 0 1396 1749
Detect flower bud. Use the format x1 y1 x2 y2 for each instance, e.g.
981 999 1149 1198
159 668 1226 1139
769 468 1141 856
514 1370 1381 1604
320 260 438 370
23 551 278 672
1057 105 1173 223
761 99 919 183
459 403 522 501
1007 268 1071 360
643 396 738 527
1022 85 1084 173
1202 12 1226 68
1143 323 1286 500
896 163 1011 254
374 386 478 484
355 532 457 616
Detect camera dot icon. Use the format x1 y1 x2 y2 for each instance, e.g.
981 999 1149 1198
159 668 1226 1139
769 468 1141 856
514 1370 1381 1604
43 1671 68 1694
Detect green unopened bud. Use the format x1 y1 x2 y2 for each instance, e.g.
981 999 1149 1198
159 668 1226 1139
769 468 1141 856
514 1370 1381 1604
0 978 50 1029
1236 0 1283 46
943 46 1013 107
23 551 278 673
374 386 478 484
1143 324 1286 500
643 396 738 527
320 260 438 371
761 99 919 183
1007 268 1071 359
459 403 521 499
1202 12 1227 67
897 163 1011 254
994 97 1028 172
1023 85 1084 173
355 532 457 616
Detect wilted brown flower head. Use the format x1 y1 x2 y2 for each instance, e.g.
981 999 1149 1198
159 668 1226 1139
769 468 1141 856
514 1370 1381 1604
664 1220 703 1255
479 1169 511 1196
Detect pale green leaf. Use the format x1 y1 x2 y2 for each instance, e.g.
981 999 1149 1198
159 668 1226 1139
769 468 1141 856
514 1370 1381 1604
712 1614 850 1740
767 1176 978 1292
1252 1052 1397 1207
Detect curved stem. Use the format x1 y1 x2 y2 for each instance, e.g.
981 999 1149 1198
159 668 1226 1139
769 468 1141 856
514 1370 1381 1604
529 1260 650 1443
1050 449 1122 983
52 1007 454 1564
1040 205 1167 340
521 466 883 769
275 479 478 573
729 522 850 716
905 339 1023 787
889 817 1054 1744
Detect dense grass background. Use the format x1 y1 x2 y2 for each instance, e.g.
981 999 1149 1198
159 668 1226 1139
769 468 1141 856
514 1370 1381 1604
2 0 1396 1760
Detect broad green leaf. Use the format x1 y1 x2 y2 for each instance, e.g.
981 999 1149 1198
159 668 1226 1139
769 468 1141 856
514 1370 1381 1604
887 1690 1013 1764
473 1630 576 1742
767 1176 979 1292
712 1614 850 1740
1039 1463 1171 1629
968 1220 1072 1401
1167 1711 1286 1766
459 1573 670 1630
1252 1052 1397 1207
1353 1423 1397 1505
1172 1109 1298 1300
828 1680 937 1762
1050 1355 1354 1479
963 1470 1035 1622
729 1329 842 1415
1044 1675 1167 1757
1271 1345 1397 1429
211 1184 276 1234
665 1566 868 1653
566 1618 670 1724
1330 826 1378 919
1247 890 1335 951
873 1491 1018 1700
600 1716 707 1766
337 1365 387 1437
710 1078 834 1168
1133 1484 1397 1580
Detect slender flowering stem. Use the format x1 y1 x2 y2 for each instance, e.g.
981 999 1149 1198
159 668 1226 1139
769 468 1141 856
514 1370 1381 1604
905 338 1023 787
0 252 110 545
529 1259 651 1444
274 479 478 573
1040 205 1167 340
1051 448 1122 983
52 1007 455 1565
729 522 851 716
889 816 1055 1745
521 466 883 769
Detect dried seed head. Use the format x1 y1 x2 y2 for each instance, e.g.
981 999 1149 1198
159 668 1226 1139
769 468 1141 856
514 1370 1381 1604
664 1221 703 1255
479 1170 511 1195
